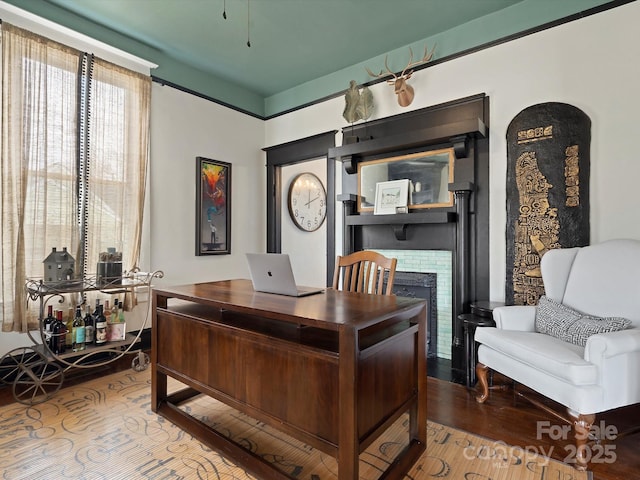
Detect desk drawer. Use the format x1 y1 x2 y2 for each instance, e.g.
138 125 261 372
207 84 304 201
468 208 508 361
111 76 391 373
156 309 239 398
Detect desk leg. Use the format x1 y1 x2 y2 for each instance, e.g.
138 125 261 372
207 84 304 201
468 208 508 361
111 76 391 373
408 305 428 469
151 294 167 413
338 326 358 480
151 365 167 413
380 305 428 480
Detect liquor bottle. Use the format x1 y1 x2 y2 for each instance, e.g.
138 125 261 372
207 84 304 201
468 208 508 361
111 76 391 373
65 307 74 348
117 300 125 324
84 304 95 345
72 306 86 352
111 298 119 324
51 310 66 355
43 304 55 347
95 305 108 345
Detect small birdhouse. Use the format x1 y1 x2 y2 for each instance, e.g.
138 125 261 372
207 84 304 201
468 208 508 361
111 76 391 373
43 247 75 284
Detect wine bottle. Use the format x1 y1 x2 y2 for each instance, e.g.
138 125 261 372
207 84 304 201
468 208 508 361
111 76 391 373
93 298 101 318
72 306 86 352
65 307 74 348
95 305 108 345
43 304 55 347
84 304 95 345
51 310 66 355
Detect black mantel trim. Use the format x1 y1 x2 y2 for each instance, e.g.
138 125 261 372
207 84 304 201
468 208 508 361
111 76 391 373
345 211 456 241
345 211 455 226
328 117 486 174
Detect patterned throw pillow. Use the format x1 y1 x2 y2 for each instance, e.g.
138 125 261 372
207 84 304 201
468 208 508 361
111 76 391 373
565 315 632 346
535 296 631 346
535 296 582 338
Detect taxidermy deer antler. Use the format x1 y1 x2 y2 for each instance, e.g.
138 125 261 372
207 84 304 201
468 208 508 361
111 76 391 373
365 45 435 107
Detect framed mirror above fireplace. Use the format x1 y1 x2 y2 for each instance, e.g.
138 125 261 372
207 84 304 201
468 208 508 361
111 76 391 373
358 148 455 212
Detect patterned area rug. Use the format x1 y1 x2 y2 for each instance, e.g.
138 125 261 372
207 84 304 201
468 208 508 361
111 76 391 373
0 369 590 479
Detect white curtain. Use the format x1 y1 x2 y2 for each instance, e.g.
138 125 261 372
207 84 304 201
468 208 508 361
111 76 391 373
0 23 151 332
85 58 151 283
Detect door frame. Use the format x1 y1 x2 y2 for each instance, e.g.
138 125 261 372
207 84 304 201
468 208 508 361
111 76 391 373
263 131 337 286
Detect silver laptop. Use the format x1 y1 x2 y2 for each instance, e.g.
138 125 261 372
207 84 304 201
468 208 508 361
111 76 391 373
246 253 324 297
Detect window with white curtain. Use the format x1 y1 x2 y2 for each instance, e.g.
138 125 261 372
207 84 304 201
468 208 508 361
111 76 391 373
1 23 151 333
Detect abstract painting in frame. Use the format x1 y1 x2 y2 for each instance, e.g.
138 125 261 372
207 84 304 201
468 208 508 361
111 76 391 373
196 157 231 255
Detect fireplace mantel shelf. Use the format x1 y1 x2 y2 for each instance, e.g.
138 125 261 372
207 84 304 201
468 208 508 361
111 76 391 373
345 211 455 226
346 211 456 240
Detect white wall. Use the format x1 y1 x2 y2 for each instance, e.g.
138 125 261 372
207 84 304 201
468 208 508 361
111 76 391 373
149 84 265 287
266 1 640 302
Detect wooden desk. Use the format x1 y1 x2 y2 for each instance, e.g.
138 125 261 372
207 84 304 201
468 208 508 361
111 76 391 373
151 279 427 480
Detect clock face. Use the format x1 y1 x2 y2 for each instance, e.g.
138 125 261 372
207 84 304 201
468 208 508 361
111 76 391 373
287 172 327 232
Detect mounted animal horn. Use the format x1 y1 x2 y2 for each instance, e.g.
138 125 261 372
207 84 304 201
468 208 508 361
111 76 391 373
365 45 435 107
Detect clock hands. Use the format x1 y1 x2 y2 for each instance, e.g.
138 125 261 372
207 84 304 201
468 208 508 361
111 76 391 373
305 195 320 207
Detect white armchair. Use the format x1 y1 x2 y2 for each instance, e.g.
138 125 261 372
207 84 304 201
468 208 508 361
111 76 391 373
475 239 640 471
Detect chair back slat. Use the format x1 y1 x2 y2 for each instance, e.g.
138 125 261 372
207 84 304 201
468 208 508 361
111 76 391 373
332 251 398 296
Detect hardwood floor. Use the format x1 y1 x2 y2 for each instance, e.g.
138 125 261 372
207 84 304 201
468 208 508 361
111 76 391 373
429 375 640 480
1 359 638 480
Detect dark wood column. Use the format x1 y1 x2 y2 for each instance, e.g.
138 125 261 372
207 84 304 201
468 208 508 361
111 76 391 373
451 183 474 377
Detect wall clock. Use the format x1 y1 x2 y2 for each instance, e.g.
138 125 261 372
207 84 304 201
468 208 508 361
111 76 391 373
287 172 327 232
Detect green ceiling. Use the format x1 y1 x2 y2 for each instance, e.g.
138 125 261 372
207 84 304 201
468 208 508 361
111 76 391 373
2 0 622 118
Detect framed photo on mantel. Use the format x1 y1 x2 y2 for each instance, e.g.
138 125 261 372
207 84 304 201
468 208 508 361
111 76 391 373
196 157 231 255
374 179 410 215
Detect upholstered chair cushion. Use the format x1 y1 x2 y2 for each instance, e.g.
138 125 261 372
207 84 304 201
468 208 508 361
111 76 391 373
475 327 598 385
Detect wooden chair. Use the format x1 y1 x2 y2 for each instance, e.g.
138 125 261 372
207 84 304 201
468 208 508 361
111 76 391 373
332 251 397 295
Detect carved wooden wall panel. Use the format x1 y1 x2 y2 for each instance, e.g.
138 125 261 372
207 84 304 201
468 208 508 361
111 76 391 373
505 103 590 305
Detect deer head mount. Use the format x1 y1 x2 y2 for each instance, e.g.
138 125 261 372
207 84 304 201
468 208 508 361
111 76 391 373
365 45 435 107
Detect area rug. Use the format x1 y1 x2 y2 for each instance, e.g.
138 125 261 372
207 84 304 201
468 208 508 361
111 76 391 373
0 369 590 479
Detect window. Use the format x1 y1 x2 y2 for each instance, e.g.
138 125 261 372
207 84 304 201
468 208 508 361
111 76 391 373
1 23 150 332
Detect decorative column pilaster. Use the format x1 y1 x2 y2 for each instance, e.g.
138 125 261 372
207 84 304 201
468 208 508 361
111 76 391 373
450 182 474 376
337 193 358 256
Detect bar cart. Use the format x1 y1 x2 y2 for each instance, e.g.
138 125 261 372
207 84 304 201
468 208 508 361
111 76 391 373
0 268 163 405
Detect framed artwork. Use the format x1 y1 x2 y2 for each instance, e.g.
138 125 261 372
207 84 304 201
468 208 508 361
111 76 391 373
358 148 455 212
374 179 410 215
196 157 231 255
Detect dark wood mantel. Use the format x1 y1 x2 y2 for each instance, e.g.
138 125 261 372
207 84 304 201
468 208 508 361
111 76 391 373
332 94 490 383
329 116 486 174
